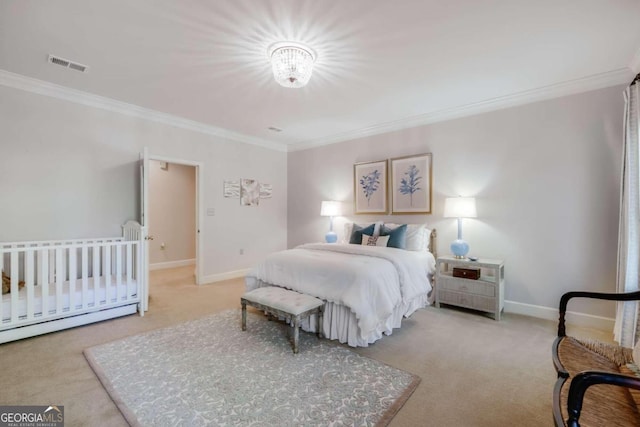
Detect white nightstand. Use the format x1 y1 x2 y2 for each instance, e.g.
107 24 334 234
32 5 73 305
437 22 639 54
435 256 505 320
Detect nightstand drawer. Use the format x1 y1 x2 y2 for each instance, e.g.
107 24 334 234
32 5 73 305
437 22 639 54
437 277 495 297
437 290 496 312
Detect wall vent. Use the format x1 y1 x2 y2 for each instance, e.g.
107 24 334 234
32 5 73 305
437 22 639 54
48 54 89 73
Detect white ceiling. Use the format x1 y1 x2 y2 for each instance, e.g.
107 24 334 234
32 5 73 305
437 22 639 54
1 0 639 151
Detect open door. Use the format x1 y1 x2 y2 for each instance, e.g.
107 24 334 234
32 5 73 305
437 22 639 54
139 147 150 311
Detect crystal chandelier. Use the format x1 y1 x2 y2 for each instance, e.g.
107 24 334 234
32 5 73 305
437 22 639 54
269 42 316 88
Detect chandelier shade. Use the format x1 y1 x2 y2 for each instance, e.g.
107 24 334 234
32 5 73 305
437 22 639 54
269 42 316 88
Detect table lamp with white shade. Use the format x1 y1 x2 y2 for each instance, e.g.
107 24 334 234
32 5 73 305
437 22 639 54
443 196 477 259
320 201 342 243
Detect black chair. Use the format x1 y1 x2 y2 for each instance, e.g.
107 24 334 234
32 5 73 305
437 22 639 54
552 290 640 427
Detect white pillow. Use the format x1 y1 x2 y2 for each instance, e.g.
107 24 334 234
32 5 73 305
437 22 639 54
361 234 390 247
383 223 430 251
343 221 382 243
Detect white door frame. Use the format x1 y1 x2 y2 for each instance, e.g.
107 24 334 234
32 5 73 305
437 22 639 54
146 153 204 286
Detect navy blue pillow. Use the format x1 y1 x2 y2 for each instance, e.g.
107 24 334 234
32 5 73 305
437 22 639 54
381 224 407 249
349 223 376 244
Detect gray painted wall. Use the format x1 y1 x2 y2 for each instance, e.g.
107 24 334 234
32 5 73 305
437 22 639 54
288 85 625 317
0 85 287 278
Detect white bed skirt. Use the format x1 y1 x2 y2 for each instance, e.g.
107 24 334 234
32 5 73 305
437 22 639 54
299 294 428 347
247 276 428 347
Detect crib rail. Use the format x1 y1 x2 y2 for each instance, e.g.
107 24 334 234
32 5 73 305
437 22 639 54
0 239 141 330
1 236 123 247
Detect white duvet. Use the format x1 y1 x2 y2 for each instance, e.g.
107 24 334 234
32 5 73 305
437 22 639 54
245 243 435 340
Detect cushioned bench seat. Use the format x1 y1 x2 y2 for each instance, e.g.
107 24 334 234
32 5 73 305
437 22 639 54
241 287 324 354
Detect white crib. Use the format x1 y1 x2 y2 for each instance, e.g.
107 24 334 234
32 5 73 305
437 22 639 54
0 221 146 344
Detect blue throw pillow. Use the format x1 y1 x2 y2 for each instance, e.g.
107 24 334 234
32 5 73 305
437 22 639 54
349 223 376 244
381 224 407 249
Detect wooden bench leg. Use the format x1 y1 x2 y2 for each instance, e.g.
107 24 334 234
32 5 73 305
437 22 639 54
241 301 247 331
293 316 300 354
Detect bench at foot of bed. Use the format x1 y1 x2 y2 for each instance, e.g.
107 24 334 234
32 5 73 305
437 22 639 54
241 287 324 354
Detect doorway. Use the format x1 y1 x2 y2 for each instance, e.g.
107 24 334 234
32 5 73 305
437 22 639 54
141 150 204 293
148 160 197 275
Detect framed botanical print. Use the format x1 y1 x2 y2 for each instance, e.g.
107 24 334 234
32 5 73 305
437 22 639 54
354 160 388 214
390 153 432 214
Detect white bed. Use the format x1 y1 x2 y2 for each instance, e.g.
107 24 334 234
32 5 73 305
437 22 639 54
245 223 436 347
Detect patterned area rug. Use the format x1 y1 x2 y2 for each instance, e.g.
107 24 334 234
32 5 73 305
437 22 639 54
84 310 420 427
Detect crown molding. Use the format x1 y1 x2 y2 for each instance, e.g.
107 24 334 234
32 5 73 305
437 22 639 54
0 69 287 152
2 67 632 155
288 67 634 152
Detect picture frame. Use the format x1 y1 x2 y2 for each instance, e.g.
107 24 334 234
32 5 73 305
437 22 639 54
240 179 260 206
354 160 388 214
223 180 240 198
390 153 432 214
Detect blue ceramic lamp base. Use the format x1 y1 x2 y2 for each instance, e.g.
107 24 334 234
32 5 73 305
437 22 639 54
450 239 469 259
325 231 337 243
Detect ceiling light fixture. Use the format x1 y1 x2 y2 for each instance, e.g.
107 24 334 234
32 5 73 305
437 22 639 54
268 42 316 89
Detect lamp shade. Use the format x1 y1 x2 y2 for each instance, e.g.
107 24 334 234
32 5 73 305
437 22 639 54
443 197 477 218
320 201 341 217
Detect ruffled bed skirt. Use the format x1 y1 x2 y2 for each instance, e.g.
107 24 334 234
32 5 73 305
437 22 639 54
299 294 429 347
246 276 429 347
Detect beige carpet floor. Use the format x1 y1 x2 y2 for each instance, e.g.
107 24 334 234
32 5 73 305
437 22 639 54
0 266 611 427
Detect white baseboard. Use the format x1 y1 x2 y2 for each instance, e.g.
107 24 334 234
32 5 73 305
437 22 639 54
505 300 614 332
150 258 195 271
201 268 250 285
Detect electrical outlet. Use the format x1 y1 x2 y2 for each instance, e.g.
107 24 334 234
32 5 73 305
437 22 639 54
207 208 215 216
239 249 244 255
160 242 166 250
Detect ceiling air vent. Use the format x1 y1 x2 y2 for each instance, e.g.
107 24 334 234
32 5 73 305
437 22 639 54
48 54 89 73
268 126 282 132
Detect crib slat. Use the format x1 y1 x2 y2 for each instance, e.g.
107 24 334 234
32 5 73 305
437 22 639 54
105 244 111 306
10 252 19 323
49 249 55 287
116 244 122 302
92 245 99 307
40 249 49 317
26 249 35 320
82 246 88 310
69 248 77 312
56 248 63 314
126 243 132 300
35 246 42 285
